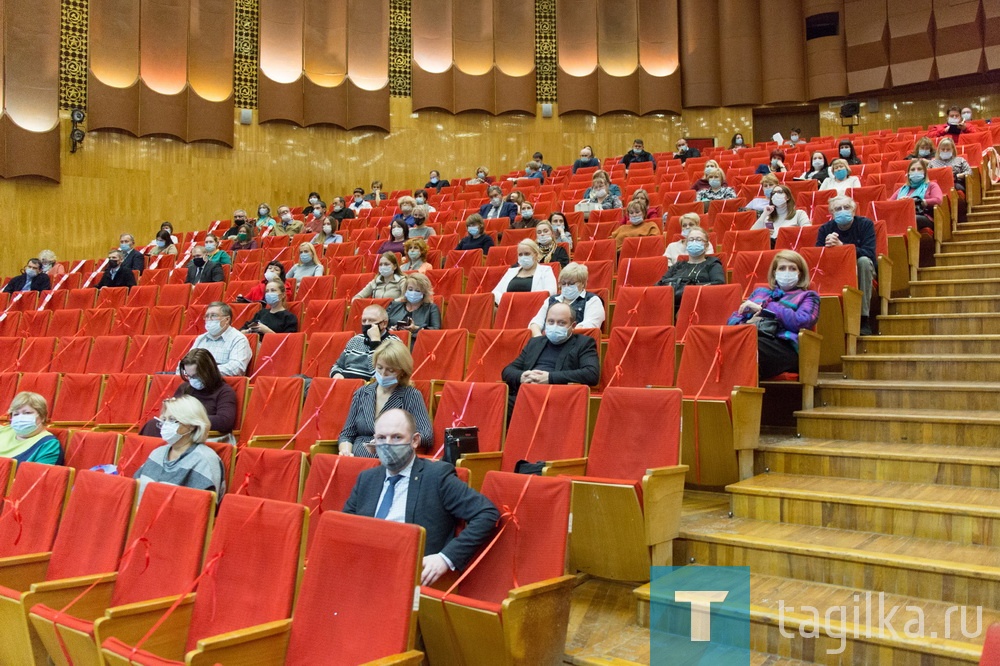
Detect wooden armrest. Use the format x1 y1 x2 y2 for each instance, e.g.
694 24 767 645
455 451 502 462
731 387 764 452
905 227 921 281
310 442 337 457
541 457 588 477
195 619 291 650
797 329 822 388
643 465 689 546
247 434 294 449
876 254 893 305
0 552 51 591
361 650 425 666
104 593 192 619
841 286 862 337
506 574 577 601
97 594 196 662
23 575 118 623
31 572 117 593
191 618 293 664
456 452 503 492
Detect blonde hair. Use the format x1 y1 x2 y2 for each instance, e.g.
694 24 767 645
372 339 414 386
559 262 588 286
685 226 710 244
265 278 287 305
403 272 434 304
704 167 724 181
38 249 57 264
161 395 211 444
517 239 542 260
397 195 416 208
298 242 319 264
768 250 810 290
9 391 48 423
761 173 780 187
829 158 849 172
937 137 957 154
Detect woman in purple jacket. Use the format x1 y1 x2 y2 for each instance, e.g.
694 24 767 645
728 250 820 379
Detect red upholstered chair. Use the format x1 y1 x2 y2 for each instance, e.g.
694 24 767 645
431 381 508 460
145 305 185 336
109 307 148 336
676 325 762 487
238 376 303 447
164 335 197 371
295 274 335 303
872 198 921 288
95 287 129 310
250 332 306 378
982 623 1000 666
774 225 821 252
0 338 22 373
93 373 150 430
0 458 13 495
442 293 493 333
115 434 163 479
184 511 425 666
598 326 676 392
464 329 531 383
422 267 462 300
333 272 376 299
65 430 121 470
15 373 60 412
616 256 668 295
300 298 347 334
573 239 617 264
100 495 307 666
230 447 307 502
555 387 687 581
85 335 130 374
0 311 21 338
125 285 159 308
14 337 56 373
46 309 82 338
156 284 191 308
0 470 131 665
799 244 864 367
410 328 468 405
466 266 509 294
301 454 380 549
611 285 675 329
27 483 215 666
345 298 391 332
722 229 772 267
190 282 225 306
459 384 589 490
18 311 52 338
444 249 484 277
79 309 115 337
675 283 743 343
122 335 170 374
620 235 667 260
731 249 780 299
0 462 74 560
293 377 364 453
50 373 103 426
301 331 354 378
51 337 93 374
419 471 574 666
495 291 550 329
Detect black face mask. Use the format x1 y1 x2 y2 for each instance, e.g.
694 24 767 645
193 257 206 268
107 259 119 269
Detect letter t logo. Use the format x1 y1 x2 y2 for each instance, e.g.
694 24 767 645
674 591 729 641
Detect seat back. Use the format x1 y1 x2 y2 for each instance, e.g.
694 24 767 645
731 250 780 299
611 286 675 328
110 307 148 337
252 332 307 377
45 309 82 338
286 512 423 665
51 336 93 374
454 472 571 604
301 299 347 334
301 454 380 549
46 470 136 580
871 198 918 236
676 325 758 399
798 245 859 294
19 311 52 338
774 225 821 251
573 239 617 263
164 335 198 371
79 308 115 337
442 293 493 333
185 495 306 651
495 291 551 330
231 448 306 502
0 458 14 495
302 332 355 378
675 284 743 342
503 384 588 472
95 373 149 427
122 335 171 374
619 235 667 260
588 387 682 480
295 377 364 451
85 335 130 374
466 266 509 294
146 305 185 336
464 329 531 382
65 429 120 470
296 275 336 302
981 623 1000 666
616 256 668 293
600 326 676 391
424 267 463 299
432 381 508 456
0 462 73 557
50 373 103 423
239 376 303 443
411 329 468 382
14 337 56 373
116 433 164 479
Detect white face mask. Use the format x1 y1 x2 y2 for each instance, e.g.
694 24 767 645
812 158 824 168
392 227 404 239
938 150 953 160
775 271 799 290
962 112 972 121
379 264 394 277
159 420 184 445
205 320 223 337
771 193 788 207
10 414 38 437
281 213 292 222
561 284 580 301
517 255 535 270
323 225 333 234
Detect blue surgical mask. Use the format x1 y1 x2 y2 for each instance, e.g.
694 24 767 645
908 172 925 185
522 209 533 220
300 252 312 263
834 210 854 226
629 215 644 225
156 240 166 248
407 250 421 261
775 271 799 291
735 137 744 145
119 244 131 253
188 376 205 391
10 414 38 437
265 292 280 305
918 148 931 158
373 370 398 388
763 187 773 198
430 176 439 184
839 147 852 157
205 320 223 337
709 178 721 188
404 289 423 303
632 147 642 155
834 168 849 181
938 151 953 160
561 284 580 302
468 226 480 237
686 240 706 257
545 325 570 345
379 265 394 277
517 255 535 270
415 196 425 204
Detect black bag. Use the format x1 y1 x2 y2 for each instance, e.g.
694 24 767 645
749 311 781 339
514 459 546 475
444 427 479 465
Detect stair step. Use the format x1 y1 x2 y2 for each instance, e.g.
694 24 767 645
677 507 1000 608
860 334 1000 355
841 354 1000 381
890 295 1000 314
796 405 1000 445
637 572 993 664
815 376 1000 410
917 263 1000 280
756 436 1000 487
950 229 1000 242
933 250 1000 266
941 239 1000 253
908 278 1000 298
877 312 1000 335
956 218 1000 230
727 473 1000 546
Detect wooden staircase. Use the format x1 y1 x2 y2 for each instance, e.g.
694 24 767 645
635 187 1000 664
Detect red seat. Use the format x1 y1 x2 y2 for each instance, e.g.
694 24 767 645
18 311 52 338
0 311 21 337
301 298 347 334
464 329 531 383
164 334 197 371
775 225 821 251
495 291 550 329
616 256 668 294
573 239 617 264
14 337 57 373
619 235 666 260
444 249 485 276
65 289 97 310
79 309 115 337
293 377 364 451
230 448 307 502
45 309 82 338
411 328 468 383
16 372 60 409
238 376 303 447
300 453 380 547
611 286 675 328
50 336 93 374
250 332 306 378
190 282 225 306
85 335 130 374
503 384 588 472
711 211 757 236
125 285 159 308
466 266 509 294
156 284 191 307
982 623 1000 666
0 338 22 373
50 373 103 426
145 305 185 335
296 274 336 303
115 433 164 479
94 373 149 429
599 326 676 392
109 306 148 336
0 462 74 558
333 273 376 299
424 267 463 299
431 381 508 460
301 332 354 378
731 250 780 299
675 284 743 342
122 334 171 373
64 429 120 470
345 298 392 332
442 293 493 333
95 287 129 309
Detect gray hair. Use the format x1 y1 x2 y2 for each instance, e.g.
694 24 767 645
828 195 857 212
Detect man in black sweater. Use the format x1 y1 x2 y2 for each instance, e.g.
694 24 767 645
815 194 877 335
621 138 656 172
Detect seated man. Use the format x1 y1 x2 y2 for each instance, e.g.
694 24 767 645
328 197 355 224
621 138 656 172
533 151 553 178
815 195 877 336
478 185 518 223
185 246 225 285
303 200 328 233
344 409 499 586
329 304 401 380
96 250 136 289
673 138 701 163
501 302 600 415
223 209 249 238
190 302 253 376
273 205 304 236
118 234 146 274
3 258 51 294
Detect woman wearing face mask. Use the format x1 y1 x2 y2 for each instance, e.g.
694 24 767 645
507 191 526 209
744 174 781 213
134 396 225 496
255 203 276 231
37 249 66 278
355 252 406 300
400 238 432 273
467 166 491 186
412 189 437 213
407 206 435 239
728 251 820 379
304 191 322 216
512 202 540 230
755 149 788 175
820 158 861 194
891 159 943 234
547 212 573 250
696 167 737 202
140 349 237 441
338 339 433 457
582 176 623 210
240 260 286 302
836 140 862 166
628 189 660 221
456 214 495 254
801 151 830 182
286 242 324 285
425 170 451 192
149 230 178 256
906 137 936 161
690 160 722 192
656 227 725 310
377 219 409 255
930 137 973 192
753 185 811 247
665 213 714 267
231 224 258 252
203 234 232 265
242 279 298 336
393 195 417 227
610 201 660 250
157 221 179 245
728 133 746 151
535 221 570 267
387 273 441 343
311 218 343 245
582 171 623 199
491 239 557 305
0 392 62 464
365 181 387 202
528 262 605 335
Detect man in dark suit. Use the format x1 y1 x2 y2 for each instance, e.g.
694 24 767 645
3 258 51 293
118 234 146 275
501 302 601 415
185 245 224 285
343 409 499 586
96 250 136 289
478 185 518 223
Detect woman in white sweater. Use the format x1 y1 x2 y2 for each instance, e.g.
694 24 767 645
752 185 811 248
819 158 861 195
491 239 557 305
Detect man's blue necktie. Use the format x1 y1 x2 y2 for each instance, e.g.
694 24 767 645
375 475 402 519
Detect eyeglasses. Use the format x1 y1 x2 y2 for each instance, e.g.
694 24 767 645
203 314 228 321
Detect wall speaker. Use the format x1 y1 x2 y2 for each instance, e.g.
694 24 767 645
840 101 860 118
541 103 553 118
239 109 253 125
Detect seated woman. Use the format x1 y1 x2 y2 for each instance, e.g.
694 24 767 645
819 159 861 194
535 221 570 267
727 250 820 379
150 230 177 257
511 201 539 229
455 214 495 254
528 262 605 336
610 200 660 250
0 391 63 464
134 395 226 495
891 158 942 234
355 252 406 300
337 339 433 457
408 206 435 239
548 211 573 250
507 190 526 209
156 221 180 246
240 260 285 302
254 203 276 232
665 213 714 267
413 189 436 212
466 166 491 186
377 219 409 255
242 279 299 336
582 170 623 199
696 167 737 202
491 239 557 305
38 249 66 278
752 184 811 247
627 189 660 221
930 137 973 192
744 174 780 214
231 224 257 251
386 273 441 344
800 151 829 182
204 234 231 266
690 160 722 192
311 218 343 246
837 139 862 165
286 242 324 284
906 137 936 161
393 195 417 227
755 149 788 175
656 226 725 310
140 349 238 441
728 133 746 152
400 238 432 273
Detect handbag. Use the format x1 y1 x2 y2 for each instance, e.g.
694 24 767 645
749 312 781 339
514 459 546 475
443 426 479 465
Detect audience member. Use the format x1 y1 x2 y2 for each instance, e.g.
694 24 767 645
97 250 136 289
223 210 249 238
581 177 623 210
930 137 973 192
752 184 811 246
118 234 146 274
330 196 357 222
304 191 322 216
507 191 526 209
491 239 557 305
907 137 936 160
745 174 781 213
303 201 328 233
523 160 545 183
273 205 303 236
674 138 701 163
511 202 539 229
4 258 51 293
312 218 343 246
400 238 431 273
728 250 820 378
355 252 406 300
343 408 499 586
629 189 660 220
287 242 324 284
185 246 224 285
455 214 494 254
150 230 177 256
190 301 253 376
622 138 656 172
533 152 553 177
691 160 723 192
366 181 388 202
611 201 660 250
786 129 803 147
255 203 276 231
696 167 737 202
350 188 372 212
837 139 862 165
413 189 436 212
665 213 713 267
815 195 876 335
408 206 434 238
548 211 573 250
656 226 725 309
528 263 605 335
330 304 400 380
134 395 225 496
479 185 518 222
467 166 491 186
338 339 433 457
755 149 788 175
238 260 284 302
203 234 231 266
961 106 975 122
425 169 450 192
377 219 409 255
891 158 941 233
801 151 830 182
158 221 180 245
501 302 600 414
242 279 299 336
819 158 861 194
393 195 417 227
573 145 600 173
231 224 257 251
536 221 570 267
583 170 623 199
38 249 66 278
729 133 746 151
140 349 237 440
0 391 62 465
387 273 441 343
929 105 973 138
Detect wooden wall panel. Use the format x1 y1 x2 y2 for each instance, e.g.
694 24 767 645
888 0 936 87
804 0 849 99
495 3 535 77
987 0 1000 69
556 0 599 113
680 0 721 107
190 0 237 102
845 0 891 93
637 0 682 114
346 0 388 91
303 0 347 87
718 0 762 106
933 0 984 79
760 0 808 103
89 0 141 135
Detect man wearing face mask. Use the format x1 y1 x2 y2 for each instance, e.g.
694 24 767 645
673 138 701 163
223 209 250 238
273 205 304 236
477 185 518 222
816 195 877 336
621 138 656 172
929 105 973 138
350 188 373 211
118 234 146 274
343 409 499 586
3 258 51 293
185 246 225 285
328 196 356 224
501 302 600 416
330 305 401 380
190 302 253 376
96 250 136 289
424 169 451 192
